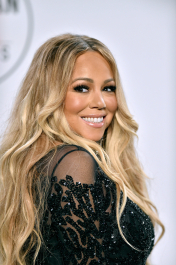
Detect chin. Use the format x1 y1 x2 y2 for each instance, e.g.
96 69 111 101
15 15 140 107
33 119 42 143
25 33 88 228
83 135 103 142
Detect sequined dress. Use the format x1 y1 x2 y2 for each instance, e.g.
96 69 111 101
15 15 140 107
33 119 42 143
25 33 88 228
36 145 154 265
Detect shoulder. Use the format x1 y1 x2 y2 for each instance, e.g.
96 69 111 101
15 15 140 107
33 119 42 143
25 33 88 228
46 144 98 179
54 144 96 163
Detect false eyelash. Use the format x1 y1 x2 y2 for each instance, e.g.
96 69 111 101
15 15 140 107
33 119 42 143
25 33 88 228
104 86 116 92
73 84 116 92
73 84 89 92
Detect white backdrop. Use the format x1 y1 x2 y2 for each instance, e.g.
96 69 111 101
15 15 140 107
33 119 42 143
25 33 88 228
0 0 176 264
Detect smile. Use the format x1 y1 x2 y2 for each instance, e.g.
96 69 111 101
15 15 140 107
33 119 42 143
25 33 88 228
82 117 103 123
81 116 105 128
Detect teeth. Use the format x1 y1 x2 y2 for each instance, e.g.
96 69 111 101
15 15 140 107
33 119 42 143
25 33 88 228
82 117 104 123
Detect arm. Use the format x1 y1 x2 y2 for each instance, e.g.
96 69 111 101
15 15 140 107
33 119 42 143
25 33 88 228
44 145 104 265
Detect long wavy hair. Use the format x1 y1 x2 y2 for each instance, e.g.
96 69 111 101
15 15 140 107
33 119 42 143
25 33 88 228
0 33 164 265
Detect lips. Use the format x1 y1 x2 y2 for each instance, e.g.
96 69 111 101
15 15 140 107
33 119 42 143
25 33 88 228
81 114 106 118
80 116 106 128
82 117 103 123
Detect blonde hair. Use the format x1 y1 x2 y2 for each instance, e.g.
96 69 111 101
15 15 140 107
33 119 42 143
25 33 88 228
0 33 164 265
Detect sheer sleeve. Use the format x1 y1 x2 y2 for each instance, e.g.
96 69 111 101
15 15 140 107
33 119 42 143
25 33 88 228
41 145 107 265
51 145 96 184
37 145 155 265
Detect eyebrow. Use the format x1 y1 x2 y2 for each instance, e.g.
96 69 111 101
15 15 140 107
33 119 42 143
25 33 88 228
71 77 115 84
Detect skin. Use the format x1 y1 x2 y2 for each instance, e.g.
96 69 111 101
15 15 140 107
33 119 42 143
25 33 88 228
64 51 118 142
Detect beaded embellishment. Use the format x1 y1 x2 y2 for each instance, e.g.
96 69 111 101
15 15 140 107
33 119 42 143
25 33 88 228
37 146 154 265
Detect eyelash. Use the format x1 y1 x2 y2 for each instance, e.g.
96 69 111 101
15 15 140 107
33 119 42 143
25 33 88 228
73 85 116 93
103 86 116 92
73 85 89 93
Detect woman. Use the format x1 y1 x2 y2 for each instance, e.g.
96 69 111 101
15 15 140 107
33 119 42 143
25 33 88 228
0 34 164 265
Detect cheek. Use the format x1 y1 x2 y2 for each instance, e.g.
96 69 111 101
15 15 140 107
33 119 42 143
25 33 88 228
106 96 118 114
64 93 86 114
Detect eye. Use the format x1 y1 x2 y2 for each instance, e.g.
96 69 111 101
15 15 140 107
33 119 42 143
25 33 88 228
103 85 116 92
73 85 89 93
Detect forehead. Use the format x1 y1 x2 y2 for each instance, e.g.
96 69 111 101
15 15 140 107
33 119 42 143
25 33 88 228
72 51 113 78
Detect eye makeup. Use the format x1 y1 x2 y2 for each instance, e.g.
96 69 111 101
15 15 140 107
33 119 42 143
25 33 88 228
73 84 89 92
73 84 116 93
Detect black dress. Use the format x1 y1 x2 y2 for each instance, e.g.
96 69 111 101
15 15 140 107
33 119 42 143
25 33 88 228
36 145 154 265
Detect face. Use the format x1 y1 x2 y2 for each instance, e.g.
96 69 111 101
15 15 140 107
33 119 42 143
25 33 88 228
64 51 118 142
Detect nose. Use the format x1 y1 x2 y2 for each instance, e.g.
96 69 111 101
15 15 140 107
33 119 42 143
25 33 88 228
89 90 106 109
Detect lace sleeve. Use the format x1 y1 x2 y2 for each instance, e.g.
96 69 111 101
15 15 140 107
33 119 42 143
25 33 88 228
36 145 155 265
42 145 106 265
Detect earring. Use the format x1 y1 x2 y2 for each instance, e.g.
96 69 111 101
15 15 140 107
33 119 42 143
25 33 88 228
100 128 108 148
99 134 107 148
99 137 104 147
